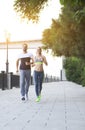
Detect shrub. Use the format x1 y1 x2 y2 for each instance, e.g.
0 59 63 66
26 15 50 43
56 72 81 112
64 57 85 85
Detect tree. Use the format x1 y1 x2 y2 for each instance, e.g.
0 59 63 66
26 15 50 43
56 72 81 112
42 1 85 58
14 0 48 22
42 19 64 56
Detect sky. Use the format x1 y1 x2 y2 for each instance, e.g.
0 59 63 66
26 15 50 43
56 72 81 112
0 0 61 42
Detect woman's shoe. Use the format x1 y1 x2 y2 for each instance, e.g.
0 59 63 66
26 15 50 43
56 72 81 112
36 96 40 102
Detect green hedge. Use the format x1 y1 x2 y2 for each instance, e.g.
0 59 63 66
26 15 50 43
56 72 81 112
64 57 85 86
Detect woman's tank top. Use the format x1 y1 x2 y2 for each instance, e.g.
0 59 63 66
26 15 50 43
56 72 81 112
34 56 44 71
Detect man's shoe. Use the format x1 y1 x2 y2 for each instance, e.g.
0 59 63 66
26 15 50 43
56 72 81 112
21 97 25 101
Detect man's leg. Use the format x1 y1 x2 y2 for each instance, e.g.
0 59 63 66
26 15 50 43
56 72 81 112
20 70 25 100
25 70 31 99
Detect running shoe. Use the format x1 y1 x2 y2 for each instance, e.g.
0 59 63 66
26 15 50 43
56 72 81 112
21 97 25 101
36 96 40 102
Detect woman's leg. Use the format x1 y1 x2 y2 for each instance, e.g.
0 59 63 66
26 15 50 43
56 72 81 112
33 71 39 97
39 71 44 95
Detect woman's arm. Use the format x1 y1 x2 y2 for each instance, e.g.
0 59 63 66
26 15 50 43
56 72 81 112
42 56 48 66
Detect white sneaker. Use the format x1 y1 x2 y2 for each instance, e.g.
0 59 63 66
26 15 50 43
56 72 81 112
26 94 28 100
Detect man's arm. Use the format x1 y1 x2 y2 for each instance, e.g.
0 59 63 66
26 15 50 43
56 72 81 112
16 59 19 72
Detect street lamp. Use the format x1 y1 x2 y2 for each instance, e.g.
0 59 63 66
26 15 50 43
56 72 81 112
5 32 10 74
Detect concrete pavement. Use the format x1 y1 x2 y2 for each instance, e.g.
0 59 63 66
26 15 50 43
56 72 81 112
0 81 85 130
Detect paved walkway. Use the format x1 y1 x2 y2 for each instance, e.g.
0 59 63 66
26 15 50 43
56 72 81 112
0 81 85 130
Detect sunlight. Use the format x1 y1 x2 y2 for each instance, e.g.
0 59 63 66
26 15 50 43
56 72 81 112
0 0 61 42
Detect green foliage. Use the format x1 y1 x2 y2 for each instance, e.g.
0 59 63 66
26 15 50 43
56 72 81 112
64 57 85 86
74 7 85 23
60 0 85 6
60 0 79 6
60 0 85 23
